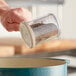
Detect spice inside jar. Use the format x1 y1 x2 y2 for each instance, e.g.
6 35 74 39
30 23 59 44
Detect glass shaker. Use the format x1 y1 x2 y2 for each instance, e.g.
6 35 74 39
20 13 60 48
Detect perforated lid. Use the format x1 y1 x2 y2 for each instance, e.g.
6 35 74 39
19 21 35 48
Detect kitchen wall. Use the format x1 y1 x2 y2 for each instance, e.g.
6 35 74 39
61 0 76 39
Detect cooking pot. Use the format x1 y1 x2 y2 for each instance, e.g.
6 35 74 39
0 58 69 76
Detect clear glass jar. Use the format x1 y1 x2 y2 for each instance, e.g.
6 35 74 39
20 13 60 48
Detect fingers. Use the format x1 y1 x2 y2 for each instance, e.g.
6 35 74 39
5 23 19 31
1 8 32 31
1 15 19 31
12 8 32 21
10 8 32 23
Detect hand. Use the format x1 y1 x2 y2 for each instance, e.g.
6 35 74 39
1 8 32 31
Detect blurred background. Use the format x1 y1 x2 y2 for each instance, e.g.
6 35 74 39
0 0 76 76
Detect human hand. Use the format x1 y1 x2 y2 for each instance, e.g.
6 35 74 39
1 8 32 31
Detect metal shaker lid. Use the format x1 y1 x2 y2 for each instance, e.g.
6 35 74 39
19 21 35 48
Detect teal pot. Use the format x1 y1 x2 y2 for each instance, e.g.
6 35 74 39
0 58 69 76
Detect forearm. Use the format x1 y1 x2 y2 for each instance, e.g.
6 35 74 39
0 0 10 16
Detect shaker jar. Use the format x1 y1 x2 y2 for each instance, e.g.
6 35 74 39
20 13 60 48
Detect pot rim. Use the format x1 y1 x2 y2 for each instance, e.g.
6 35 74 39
0 58 68 68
